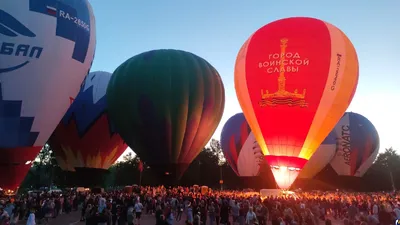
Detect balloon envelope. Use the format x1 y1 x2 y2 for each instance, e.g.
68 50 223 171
237 133 264 176
48 71 126 185
0 0 96 190
0 147 38 192
297 130 338 179
107 49 225 179
330 112 379 177
220 113 264 177
235 17 359 189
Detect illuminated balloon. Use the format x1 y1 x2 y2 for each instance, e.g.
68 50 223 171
330 112 379 177
107 49 225 179
48 71 126 186
0 1 96 190
0 148 37 193
220 113 264 177
235 17 359 189
297 130 337 179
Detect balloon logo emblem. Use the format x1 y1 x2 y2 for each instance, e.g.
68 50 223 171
260 39 307 108
0 9 41 73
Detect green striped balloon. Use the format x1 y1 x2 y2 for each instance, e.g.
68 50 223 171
106 49 225 178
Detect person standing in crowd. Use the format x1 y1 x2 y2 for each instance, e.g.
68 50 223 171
0 207 9 225
9 207 19 225
155 205 164 225
111 201 118 225
255 202 264 225
127 204 134 225
231 201 240 225
193 212 201 225
239 203 246 225
176 201 184 222
393 204 400 219
246 207 257 225
220 201 230 225
199 200 207 225
208 202 216 225
166 209 174 225
187 202 194 224
117 203 127 225
84 204 94 225
134 199 143 225
26 208 35 225
378 204 393 225
53 197 61 218
215 202 221 225
97 206 110 225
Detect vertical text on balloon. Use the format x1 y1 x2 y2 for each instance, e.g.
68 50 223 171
338 125 351 165
330 54 342 91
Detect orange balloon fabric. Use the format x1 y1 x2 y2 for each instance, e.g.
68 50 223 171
235 17 358 189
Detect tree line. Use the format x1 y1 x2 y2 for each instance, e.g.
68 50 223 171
20 140 400 192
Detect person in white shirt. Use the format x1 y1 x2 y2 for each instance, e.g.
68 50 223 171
393 205 400 219
26 209 36 225
127 206 134 225
246 207 257 225
367 214 379 225
134 200 144 225
372 203 379 219
0 207 9 220
10 207 19 225
98 197 107 213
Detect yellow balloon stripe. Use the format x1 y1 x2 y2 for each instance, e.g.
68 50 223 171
299 23 359 159
235 34 269 156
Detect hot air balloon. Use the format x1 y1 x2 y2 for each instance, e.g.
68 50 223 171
0 148 37 194
48 71 126 187
297 130 338 179
0 1 96 191
106 49 225 182
330 112 379 177
235 17 359 189
220 113 264 177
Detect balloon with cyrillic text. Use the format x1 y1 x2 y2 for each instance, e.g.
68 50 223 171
0 1 96 190
234 17 359 189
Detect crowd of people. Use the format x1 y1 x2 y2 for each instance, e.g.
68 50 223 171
0 186 400 225
0 189 79 225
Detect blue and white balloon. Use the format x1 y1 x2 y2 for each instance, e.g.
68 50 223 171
0 0 96 149
298 130 338 179
329 112 379 177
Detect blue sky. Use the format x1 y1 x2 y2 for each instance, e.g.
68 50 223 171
88 0 400 159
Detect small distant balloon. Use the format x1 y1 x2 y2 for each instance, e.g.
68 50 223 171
220 113 264 177
330 112 379 177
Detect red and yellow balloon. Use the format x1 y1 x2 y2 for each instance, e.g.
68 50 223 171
235 17 359 189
